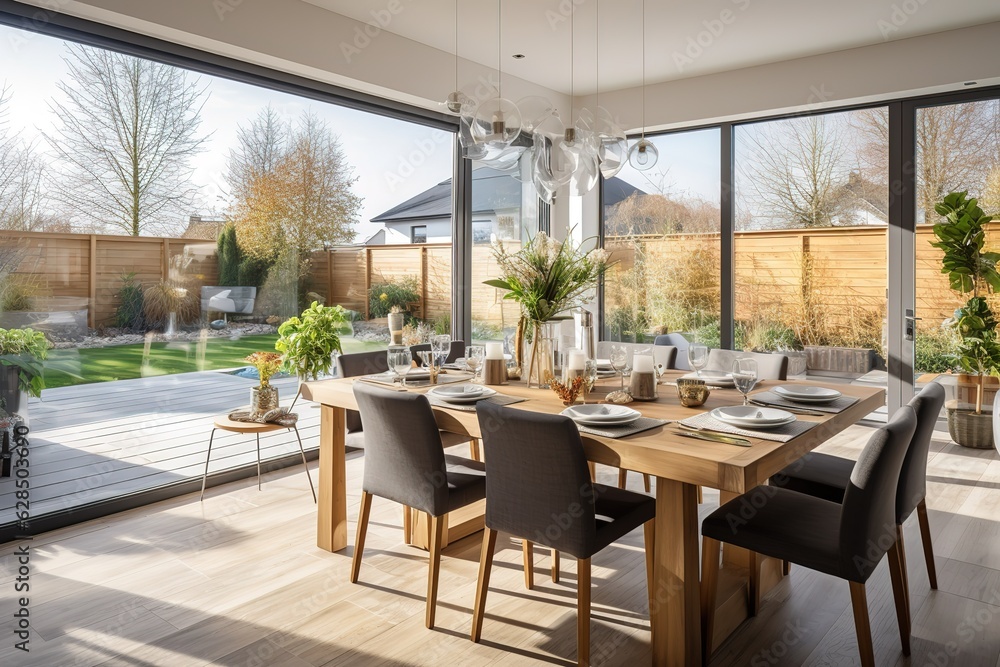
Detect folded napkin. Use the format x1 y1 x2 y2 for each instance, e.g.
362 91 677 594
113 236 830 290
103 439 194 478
679 411 818 443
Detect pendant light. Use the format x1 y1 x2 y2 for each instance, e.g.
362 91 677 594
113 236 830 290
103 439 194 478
471 0 522 152
627 0 658 171
595 0 627 179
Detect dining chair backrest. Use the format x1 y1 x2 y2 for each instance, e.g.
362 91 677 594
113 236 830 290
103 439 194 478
654 333 690 370
336 350 389 433
838 405 917 582
353 382 448 516
595 341 677 371
476 402 597 559
706 349 788 381
410 340 466 365
896 382 945 523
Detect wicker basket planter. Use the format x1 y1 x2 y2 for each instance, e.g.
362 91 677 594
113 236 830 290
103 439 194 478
946 399 994 449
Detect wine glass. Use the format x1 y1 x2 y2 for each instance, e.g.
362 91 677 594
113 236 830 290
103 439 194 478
688 344 708 377
609 344 628 390
432 334 451 368
466 345 486 384
732 358 759 406
387 347 412 386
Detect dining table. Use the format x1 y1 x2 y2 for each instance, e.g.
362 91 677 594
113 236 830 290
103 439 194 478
301 368 885 666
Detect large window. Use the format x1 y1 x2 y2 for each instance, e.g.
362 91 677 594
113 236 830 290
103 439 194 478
601 129 721 343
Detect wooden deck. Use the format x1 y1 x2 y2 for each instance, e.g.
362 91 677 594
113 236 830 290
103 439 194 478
0 371 318 534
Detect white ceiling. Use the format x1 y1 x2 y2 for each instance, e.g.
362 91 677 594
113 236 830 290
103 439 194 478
303 0 1000 95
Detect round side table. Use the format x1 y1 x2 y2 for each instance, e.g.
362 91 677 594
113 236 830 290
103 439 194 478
200 416 316 502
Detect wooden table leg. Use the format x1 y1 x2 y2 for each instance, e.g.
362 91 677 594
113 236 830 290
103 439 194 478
651 478 701 666
317 405 347 552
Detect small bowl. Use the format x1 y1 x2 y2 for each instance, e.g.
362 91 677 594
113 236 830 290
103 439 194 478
677 379 710 407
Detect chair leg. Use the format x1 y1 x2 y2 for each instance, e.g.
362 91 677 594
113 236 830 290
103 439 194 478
350 491 372 584
199 428 217 501
617 468 627 489
255 433 262 491
700 537 721 666
403 506 412 544
577 557 591 667
887 538 911 656
916 499 938 589
471 527 498 642
849 581 876 667
469 438 481 461
748 551 762 617
522 540 534 589
697 485 703 504
782 560 791 576
643 473 651 493
895 524 911 615
643 519 655 614
552 549 560 583
426 514 445 629
291 426 316 503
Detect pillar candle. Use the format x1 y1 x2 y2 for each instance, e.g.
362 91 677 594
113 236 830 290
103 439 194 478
567 350 585 371
632 354 654 373
485 342 503 360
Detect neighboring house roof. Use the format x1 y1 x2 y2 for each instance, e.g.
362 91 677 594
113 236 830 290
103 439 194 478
182 216 227 240
370 165 647 224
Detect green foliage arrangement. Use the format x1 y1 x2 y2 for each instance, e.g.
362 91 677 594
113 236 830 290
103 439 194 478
914 327 959 374
143 281 200 327
932 191 1000 413
217 223 241 286
113 271 145 331
0 327 50 397
275 301 347 380
237 254 274 289
368 277 420 319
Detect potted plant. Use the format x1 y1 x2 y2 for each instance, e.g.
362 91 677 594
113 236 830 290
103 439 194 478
0 327 51 424
275 302 347 382
930 191 1000 448
244 351 283 419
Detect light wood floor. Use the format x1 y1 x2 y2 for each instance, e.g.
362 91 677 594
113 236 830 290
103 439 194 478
3 421 1000 666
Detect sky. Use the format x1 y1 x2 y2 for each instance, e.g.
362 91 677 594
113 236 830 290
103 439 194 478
0 23 454 241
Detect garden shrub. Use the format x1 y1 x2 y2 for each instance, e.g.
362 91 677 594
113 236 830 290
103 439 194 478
217 223 241 286
143 281 200 327
113 271 145 331
368 277 420 318
915 327 959 374
237 255 274 289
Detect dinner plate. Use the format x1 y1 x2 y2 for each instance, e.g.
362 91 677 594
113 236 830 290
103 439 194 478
429 385 496 403
710 406 795 429
681 370 735 387
774 385 842 402
561 404 641 423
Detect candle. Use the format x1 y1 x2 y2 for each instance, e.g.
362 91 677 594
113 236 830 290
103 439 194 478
632 354 654 373
567 350 585 371
485 342 504 360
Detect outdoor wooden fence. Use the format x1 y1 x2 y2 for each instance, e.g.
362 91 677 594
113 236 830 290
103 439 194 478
0 224 988 331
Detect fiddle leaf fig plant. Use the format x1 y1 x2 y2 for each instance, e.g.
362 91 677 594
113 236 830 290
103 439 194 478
931 191 999 414
275 302 347 381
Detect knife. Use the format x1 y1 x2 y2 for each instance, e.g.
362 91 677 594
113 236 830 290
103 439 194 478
748 399 824 416
675 430 752 447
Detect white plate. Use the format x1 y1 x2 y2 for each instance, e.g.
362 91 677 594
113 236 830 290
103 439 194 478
430 385 496 404
711 406 796 429
774 385 842 402
561 404 641 423
682 370 735 386
596 358 615 370
432 384 484 397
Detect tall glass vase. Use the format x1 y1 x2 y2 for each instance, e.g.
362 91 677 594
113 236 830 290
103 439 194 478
525 321 558 389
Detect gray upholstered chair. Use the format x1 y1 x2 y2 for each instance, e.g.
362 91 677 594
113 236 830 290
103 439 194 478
770 382 946 626
351 382 486 629
338 350 473 544
701 406 918 666
654 332 690 370
706 348 789 380
470 402 655 666
410 340 465 365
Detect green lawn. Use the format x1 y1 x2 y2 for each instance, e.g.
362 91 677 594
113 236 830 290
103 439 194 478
42 334 386 390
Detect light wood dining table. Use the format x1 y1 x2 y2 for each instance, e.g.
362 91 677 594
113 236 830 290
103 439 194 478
301 370 885 666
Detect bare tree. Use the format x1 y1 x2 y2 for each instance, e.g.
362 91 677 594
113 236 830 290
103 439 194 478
738 116 855 229
0 85 47 231
44 44 209 236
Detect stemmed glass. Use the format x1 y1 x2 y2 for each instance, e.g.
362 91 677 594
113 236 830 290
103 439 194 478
466 345 486 384
688 344 708 377
431 334 451 369
732 358 759 405
387 347 412 386
609 344 628 390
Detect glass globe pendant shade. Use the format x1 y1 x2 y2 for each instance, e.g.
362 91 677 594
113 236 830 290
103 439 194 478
594 107 627 179
628 137 659 171
531 113 575 199
567 149 600 197
488 145 526 175
517 95 555 134
444 90 469 115
471 97 522 152
458 114 488 160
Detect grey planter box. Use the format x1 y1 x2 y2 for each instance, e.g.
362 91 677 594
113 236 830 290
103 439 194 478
805 345 884 378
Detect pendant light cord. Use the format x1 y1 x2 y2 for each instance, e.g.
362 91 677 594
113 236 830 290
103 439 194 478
497 0 502 100
641 0 646 141
570 0 575 125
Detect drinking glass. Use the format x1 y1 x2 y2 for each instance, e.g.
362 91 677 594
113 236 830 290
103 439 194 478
466 345 486 384
609 344 628 390
431 334 451 368
688 344 708 377
732 358 759 405
387 347 412 386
